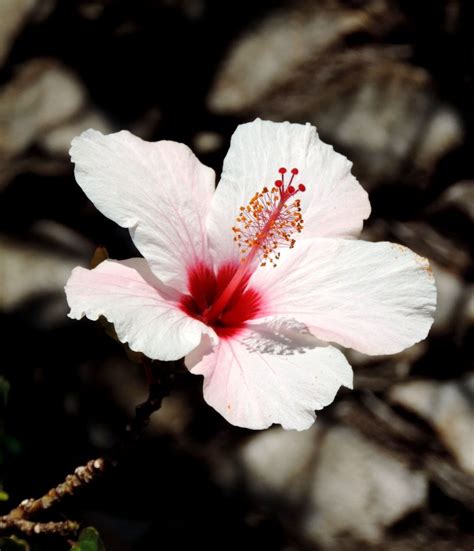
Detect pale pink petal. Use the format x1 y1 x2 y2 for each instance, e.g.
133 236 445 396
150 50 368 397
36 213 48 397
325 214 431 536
249 238 436 356
65 258 216 361
206 119 370 264
70 130 215 292
185 319 352 430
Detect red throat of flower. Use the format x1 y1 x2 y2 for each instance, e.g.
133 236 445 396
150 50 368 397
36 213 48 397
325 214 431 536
180 167 305 336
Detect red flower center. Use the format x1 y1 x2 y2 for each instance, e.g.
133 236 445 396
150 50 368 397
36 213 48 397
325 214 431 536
179 262 264 338
180 167 304 338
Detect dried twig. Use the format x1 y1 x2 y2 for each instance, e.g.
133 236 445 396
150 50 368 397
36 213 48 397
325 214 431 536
9 458 106 519
0 361 175 536
0 518 79 536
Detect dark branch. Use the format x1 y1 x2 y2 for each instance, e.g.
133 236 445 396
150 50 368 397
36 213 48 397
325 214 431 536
0 360 175 536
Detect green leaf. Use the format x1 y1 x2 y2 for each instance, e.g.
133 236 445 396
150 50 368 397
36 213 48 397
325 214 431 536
0 536 30 550
70 527 105 551
0 489 9 501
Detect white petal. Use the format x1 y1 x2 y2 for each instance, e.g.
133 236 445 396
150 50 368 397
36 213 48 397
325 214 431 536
65 258 216 361
250 238 437 355
186 318 353 430
207 119 370 264
70 130 215 292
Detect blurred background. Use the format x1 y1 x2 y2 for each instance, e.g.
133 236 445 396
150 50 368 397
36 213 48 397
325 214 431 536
0 0 473 549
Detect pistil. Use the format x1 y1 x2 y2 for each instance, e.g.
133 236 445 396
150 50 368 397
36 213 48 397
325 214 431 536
202 167 305 326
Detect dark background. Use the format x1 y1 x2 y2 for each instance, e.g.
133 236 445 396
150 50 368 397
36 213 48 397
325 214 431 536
0 0 473 549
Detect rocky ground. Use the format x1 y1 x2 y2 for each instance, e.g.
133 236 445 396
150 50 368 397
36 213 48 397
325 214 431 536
0 1 473 550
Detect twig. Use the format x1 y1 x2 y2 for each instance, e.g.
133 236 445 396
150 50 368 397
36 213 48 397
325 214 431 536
0 518 79 536
0 361 174 536
9 458 106 519
116 368 173 460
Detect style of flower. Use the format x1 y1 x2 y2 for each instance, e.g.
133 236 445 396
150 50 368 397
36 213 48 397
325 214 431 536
65 119 436 430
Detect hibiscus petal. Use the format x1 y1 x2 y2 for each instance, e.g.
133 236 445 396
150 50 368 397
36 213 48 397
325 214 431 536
249 238 437 355
186 319 352 430
207 118 370 264
65 258 216 361
70 130 215 292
